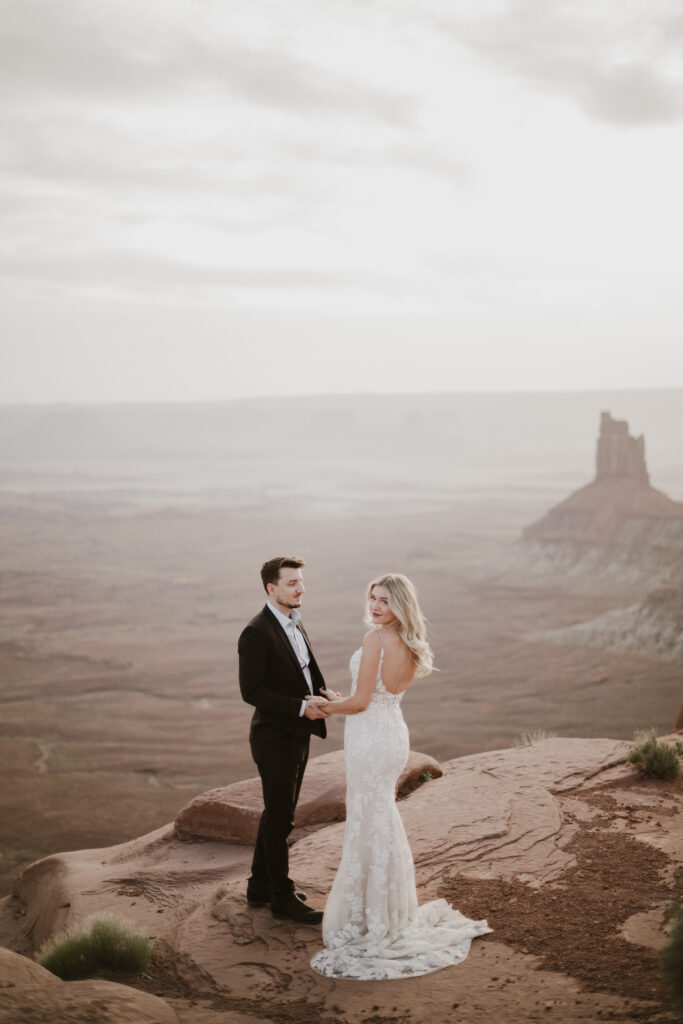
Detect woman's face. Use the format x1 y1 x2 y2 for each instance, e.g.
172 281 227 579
368 585 397 627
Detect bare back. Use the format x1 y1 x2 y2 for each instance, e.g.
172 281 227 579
378 628 416 695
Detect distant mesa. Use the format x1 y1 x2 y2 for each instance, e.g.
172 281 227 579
596 410 649 484
522 411 683 551
515 411 683 662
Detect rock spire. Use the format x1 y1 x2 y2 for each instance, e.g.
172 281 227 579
596 411 648 484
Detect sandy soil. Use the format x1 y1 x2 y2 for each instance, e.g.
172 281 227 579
0 461 680 897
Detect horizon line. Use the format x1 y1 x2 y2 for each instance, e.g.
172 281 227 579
2 384 683 409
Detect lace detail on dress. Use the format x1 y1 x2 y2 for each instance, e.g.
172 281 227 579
349 647 404 710
310 643 492 980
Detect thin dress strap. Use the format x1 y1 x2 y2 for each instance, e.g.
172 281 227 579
377 630 384 683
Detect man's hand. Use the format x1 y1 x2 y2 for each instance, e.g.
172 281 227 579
304 697 329 720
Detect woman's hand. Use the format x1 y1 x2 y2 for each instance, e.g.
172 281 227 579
320 687 342 701
304 695 329 719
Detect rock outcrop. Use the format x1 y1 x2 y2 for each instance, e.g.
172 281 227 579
501 412 683 661
595 411 649 484
527 569 683 662
1 737 682 1024
174 749 442 843
519 412 683 573
0 945 178 1024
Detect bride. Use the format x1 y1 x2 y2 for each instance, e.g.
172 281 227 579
310 573 492 980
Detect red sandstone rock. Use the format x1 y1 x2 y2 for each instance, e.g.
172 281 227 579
174 749 442 843
0 946 178 1024
2 735 680 1024
595 411 648 483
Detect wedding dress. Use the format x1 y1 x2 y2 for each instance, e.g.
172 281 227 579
310 640 492 980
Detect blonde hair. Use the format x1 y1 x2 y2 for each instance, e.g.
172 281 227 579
364 573 434 678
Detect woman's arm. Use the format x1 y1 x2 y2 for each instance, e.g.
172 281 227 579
321 631 380 715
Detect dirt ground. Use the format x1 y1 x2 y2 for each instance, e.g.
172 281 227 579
441 775 683 1021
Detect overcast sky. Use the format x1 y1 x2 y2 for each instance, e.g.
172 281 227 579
2 0 682 402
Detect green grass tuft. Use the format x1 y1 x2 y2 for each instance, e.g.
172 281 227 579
628 727 681 780
660 903 683 1010
39 913 153 980
39 933 95 980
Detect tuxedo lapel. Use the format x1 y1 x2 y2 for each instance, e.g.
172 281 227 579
297 621 317 668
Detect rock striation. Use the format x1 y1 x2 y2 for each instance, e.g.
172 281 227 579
527 567 683 662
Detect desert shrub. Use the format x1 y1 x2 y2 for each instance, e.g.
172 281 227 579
628 727 681 780
660 903 683 1010
39 932 95 980
39 913 152 980
88 913 153 974
512 729 557 748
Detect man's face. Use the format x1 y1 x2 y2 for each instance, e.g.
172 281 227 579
268 567 305 613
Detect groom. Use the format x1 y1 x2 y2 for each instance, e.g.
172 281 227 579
238 556 329 924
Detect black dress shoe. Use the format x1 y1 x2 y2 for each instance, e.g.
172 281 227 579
246 891 269 908
270 892 323 924
247 888 308 908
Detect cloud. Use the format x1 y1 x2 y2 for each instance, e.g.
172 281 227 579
1 0 461 254
0 0 415 125
0 247 388 295
449 0 683 126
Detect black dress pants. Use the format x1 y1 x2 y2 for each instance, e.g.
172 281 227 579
249 729 310 895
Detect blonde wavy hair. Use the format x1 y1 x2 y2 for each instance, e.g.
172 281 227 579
364 573 434 678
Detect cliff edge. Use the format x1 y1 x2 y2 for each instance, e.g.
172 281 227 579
1 737 682 1024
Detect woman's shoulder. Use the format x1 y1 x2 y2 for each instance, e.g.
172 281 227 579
361 629 381 651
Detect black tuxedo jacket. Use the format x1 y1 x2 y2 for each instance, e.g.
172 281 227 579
238 605 327 742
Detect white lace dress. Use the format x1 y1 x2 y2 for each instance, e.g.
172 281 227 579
310 645 493 980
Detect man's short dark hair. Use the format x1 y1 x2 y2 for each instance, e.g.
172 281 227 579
260 556 306 592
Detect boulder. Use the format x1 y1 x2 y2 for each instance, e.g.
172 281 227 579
174 748 442 843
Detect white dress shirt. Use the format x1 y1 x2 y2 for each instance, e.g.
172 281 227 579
267 601 313 717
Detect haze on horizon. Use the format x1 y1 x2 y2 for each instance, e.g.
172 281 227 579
2 0 683 404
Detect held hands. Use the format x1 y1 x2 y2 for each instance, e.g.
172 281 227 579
320 688 342 701
304 694 330 720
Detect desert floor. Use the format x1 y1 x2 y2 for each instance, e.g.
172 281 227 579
0 458 680 896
